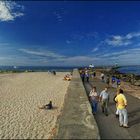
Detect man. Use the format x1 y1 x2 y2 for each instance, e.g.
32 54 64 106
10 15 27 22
116 78 121 87
93 71 96 77
100 87 109 116
81 70 85 82
115 89 129 128
112 76 115 84
100 73 105 82
106 75 110 87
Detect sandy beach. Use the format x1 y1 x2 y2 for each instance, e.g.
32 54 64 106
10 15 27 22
0 72 70 139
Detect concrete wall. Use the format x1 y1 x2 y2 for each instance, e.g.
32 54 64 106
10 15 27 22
54 69 100 139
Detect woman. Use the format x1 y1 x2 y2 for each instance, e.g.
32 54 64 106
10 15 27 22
89 86 99 115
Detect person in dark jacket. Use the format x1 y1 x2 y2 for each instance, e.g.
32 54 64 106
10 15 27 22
38 101 53 110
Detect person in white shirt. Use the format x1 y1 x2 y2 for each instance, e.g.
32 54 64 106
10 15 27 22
85 70 89 82
100 87 109 116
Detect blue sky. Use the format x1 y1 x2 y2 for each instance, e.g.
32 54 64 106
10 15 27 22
0 1 140 66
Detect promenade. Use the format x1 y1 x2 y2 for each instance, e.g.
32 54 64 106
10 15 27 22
84 77 140 139
54 69 140 139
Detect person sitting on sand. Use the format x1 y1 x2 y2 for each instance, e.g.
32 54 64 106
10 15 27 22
63 74 72 81
39 101 53 110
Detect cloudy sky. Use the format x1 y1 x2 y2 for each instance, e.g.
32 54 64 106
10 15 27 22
0 1 140 66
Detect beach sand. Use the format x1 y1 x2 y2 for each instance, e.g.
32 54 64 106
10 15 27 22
0 72 70 139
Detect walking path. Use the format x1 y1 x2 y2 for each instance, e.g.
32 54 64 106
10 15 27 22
84 77 140 139
54 69 100 139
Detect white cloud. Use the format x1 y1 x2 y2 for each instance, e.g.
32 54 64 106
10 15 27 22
0 1 24 21
105 32 140 47
97 48 140 65
71 34 84 41
86 32 98 39
126 32 140 39
100 50 128 58
19 48 65 58
0 56 12 60
105 36 132 46
51 56 101 66
113 50 140 65
92 47 99 52
53 9 65 23
66 40 72 44
0 43 9 46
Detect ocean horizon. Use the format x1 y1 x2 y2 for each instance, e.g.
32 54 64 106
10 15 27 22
0 66 78 72
117 65 140 75
0 65 140 75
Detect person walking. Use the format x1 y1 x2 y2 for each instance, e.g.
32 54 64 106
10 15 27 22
93 71 96 77
112 75 115 84
100 87 110 116
89 86 99 115
85 70 89 82
100 73 105 82
113 87 120 118
81 70 85 82
115 89 129 128
116 78 121 87
106 75 110 87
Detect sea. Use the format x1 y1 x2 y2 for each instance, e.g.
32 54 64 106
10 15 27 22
0 65 139 75
0 66 78 72
118 65 140 75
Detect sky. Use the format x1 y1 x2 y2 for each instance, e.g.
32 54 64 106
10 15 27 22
0 1 140 66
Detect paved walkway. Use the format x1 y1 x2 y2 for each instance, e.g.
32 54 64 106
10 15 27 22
84 77 140 139
54 69 100 139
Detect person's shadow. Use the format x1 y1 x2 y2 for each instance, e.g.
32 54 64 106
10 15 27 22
128 108 140 126
129 117 140 126
38 106 58 110
52 106 58 110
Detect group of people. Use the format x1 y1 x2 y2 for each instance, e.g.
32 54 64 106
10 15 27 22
100 73 121 88
80 68 96 83
48 70 56 75
112 75 121 87
63 73 72 81
89 86 129 128
89 87 109 116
